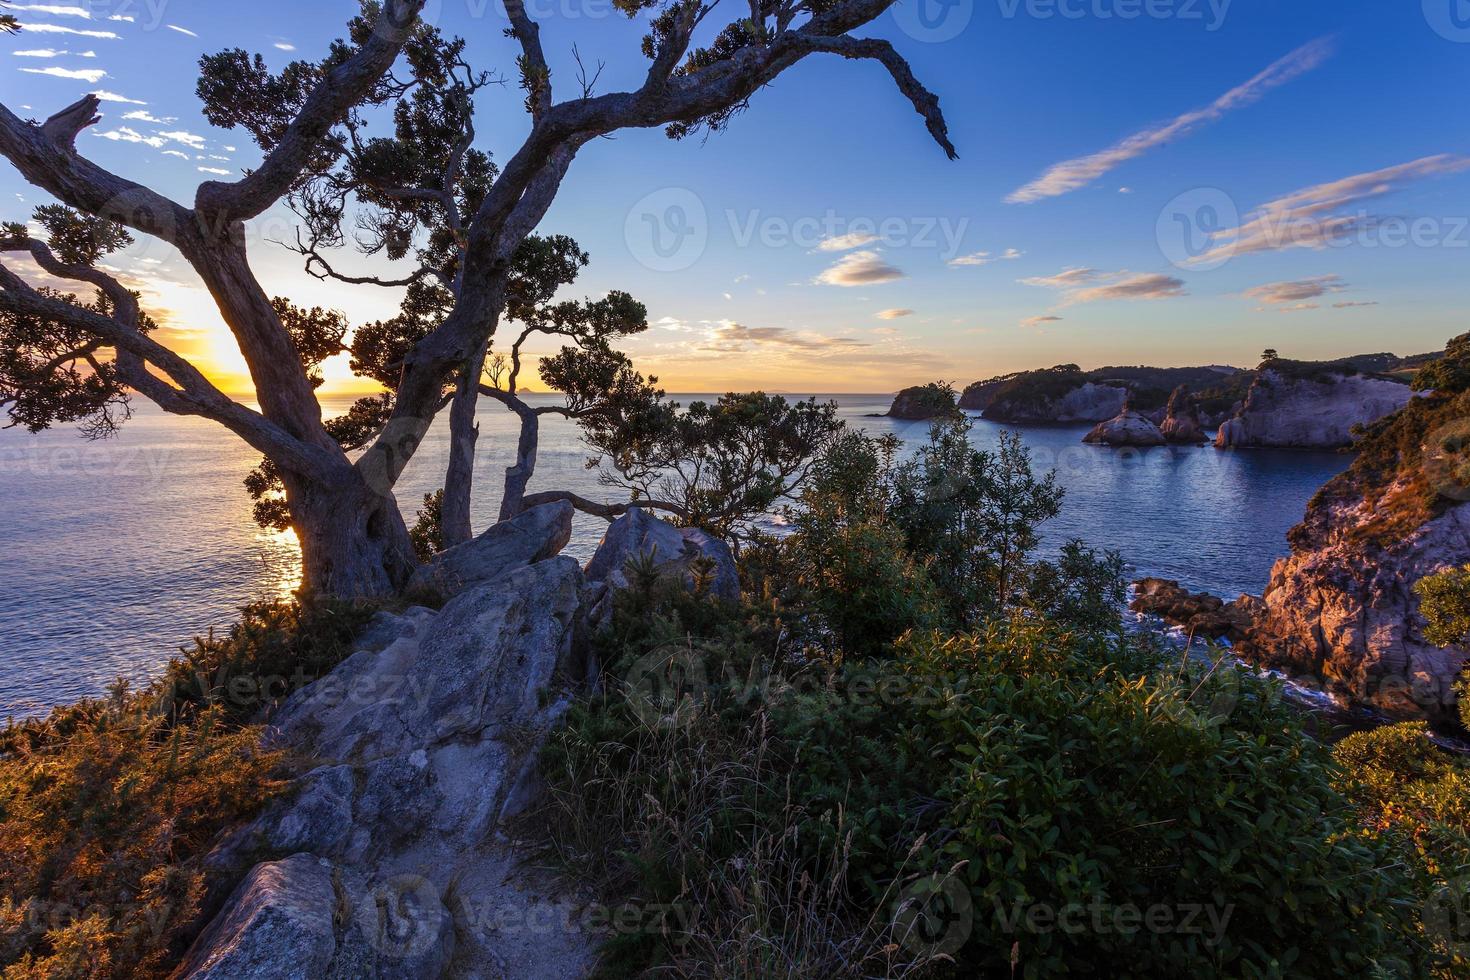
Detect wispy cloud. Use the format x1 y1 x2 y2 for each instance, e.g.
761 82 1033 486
1333 300 1379 309
1191 154 1470 265
123 109 175 124
1023 267 1187 305
159 129 206 149
12 47 93 57
877 308 914 319
11 4 92 17
95 126 165 148
948 247 1023 267
273 41 297 51
17 23 119 38
702 321 871 353
1007 38 1333 204
198 166 231 176
1021 315 1064 329
165 24 198 38
161 149 190 160
1243 274 1347 307
91 89 146 104
816 232 880 252
19 65 105 81
815 250 905 287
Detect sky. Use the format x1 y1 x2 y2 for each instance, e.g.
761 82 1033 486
1 0 1468 395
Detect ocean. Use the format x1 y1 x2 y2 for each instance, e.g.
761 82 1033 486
0 393 1349 718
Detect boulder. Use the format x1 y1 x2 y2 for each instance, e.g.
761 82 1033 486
1159 385 1209 444
185 558 600 978
583 507 741 628
1130 578 1258 643
1083 406 1167 447
408 500 572 594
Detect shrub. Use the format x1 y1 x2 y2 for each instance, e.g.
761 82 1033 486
540 575 1424 978
1335 723 1470 974
0 597 383 977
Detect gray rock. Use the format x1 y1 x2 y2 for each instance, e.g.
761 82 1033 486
184 557 598 978
1214 368 1414 449
409 500 573 594
180 855 341 979
584 508 742 628
1083 409 1167 447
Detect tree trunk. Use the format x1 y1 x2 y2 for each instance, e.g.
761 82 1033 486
498 399 540 521
283 469 419 599
441 339 489 548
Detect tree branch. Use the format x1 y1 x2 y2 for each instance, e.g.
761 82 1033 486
194 0 430 222
520 489 688 523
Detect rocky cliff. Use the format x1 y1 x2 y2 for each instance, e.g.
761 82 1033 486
180 504 740 979
1214 367 1414 450
1083 403 1166 446
1159 385 1209 444
985 380 1129 423
1235 384 1470 721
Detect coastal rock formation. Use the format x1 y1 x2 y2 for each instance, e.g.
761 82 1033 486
988 380 1128 424
887 383 959 420
409 499 573 593
958 377 1006 412
1083 401 1167 447
1238 490 1470 721
1131 578 1257 644
1159 385 1209 444
186 557 601 978
583 507 740 627
1214 368 1413 450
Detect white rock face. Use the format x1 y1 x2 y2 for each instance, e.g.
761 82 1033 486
185 559 600 979
1240 492 1470 720
1083 409 1167 447
1214 369 1413 449
1054 383 1130 422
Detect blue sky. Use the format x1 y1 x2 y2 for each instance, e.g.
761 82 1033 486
2 0 1468 392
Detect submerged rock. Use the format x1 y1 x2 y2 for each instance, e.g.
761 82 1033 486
1131 578 1257 643
1214 367 1413 450
409 499 573 594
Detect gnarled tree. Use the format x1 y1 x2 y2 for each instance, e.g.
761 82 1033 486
0 0 956 597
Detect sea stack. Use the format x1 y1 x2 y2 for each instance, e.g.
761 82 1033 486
1159 385 1209 444
1083 397 1167 446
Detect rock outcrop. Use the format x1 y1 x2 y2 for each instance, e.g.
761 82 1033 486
1159 385 1209 444
1083 402 1167 447
1214 368 1413 450
409 500 573 593
185 555 601 978
1131 578 1259 644
887 383 959 420
987 381 1128 424
1237 489 1470 722
583 507 740 628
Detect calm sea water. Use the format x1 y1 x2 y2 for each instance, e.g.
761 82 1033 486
0 393 1348 718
